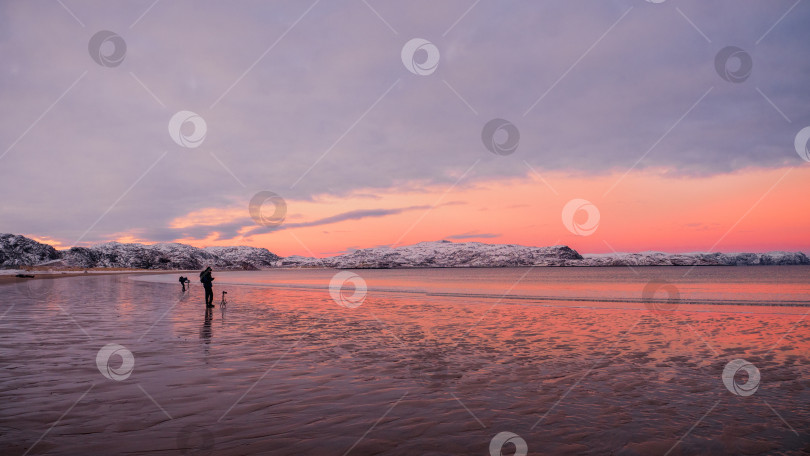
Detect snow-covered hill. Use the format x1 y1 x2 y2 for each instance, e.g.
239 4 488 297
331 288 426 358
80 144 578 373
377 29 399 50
280 242 810 268
280 240 583 268
204 246 280 269
0 234 60 268
62 242 233 270
60 242 281 270
579 251 810 266
0 234 281 270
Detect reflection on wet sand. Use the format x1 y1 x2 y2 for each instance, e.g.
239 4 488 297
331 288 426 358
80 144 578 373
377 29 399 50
0 272 808 455
200 306 213 357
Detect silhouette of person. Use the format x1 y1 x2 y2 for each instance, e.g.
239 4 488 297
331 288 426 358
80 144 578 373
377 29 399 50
179 276 188 292
200 267 215 308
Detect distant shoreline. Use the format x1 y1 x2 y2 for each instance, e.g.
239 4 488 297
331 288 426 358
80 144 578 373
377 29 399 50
0 269 184 286
4 262 809 279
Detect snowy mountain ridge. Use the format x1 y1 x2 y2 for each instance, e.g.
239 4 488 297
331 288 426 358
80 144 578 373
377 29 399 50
0 234 61 268
579 250 810 266
1 234 807 269
279 240 583 268
280 241 809 268
0 235 279 270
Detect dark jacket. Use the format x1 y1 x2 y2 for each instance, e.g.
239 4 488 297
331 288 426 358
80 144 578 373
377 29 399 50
200 269 214 287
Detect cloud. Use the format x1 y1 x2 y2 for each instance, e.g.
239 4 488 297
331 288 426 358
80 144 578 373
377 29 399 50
117 203 435 242
247 204 432 235
1 1 808 244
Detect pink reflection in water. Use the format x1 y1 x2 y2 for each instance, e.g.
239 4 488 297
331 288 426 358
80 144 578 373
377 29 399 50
1 269 808 455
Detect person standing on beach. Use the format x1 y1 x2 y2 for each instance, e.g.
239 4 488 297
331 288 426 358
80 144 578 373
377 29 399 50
179 276 188 292
200 267 215 308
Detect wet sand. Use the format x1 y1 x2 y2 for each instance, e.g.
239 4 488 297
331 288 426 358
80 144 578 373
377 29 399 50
1 273 808 455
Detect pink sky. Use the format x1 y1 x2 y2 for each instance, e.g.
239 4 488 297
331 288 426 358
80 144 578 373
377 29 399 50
5 2 809 256
150 166 810 257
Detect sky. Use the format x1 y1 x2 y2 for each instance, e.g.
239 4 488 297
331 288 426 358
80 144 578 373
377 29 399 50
1 0 809 257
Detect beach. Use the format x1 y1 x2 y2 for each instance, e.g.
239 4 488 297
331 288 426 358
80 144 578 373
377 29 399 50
1 267 809 455
4 1 810 454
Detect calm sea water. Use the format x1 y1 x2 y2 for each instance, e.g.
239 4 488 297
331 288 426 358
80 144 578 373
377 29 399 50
3 266 809 455
135 265 810 312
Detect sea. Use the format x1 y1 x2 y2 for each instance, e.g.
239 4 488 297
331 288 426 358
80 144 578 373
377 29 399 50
2 266 808 455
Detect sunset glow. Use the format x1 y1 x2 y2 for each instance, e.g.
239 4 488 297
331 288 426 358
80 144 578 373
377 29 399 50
137 166 810 258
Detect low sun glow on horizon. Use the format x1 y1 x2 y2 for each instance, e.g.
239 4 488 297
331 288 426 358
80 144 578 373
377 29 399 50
87 165 810 258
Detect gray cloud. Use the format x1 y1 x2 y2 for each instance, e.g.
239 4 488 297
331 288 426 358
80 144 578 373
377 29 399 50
127 204 434 243
1 0 808 244
247 204 432 235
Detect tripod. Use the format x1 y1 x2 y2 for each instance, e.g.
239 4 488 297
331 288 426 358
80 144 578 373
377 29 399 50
220 291 228 308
